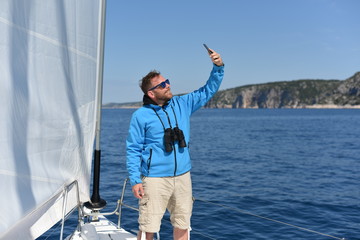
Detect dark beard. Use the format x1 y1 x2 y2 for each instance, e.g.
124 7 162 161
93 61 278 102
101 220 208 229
159 90 173 102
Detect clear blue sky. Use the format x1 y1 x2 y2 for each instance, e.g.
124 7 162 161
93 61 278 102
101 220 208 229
102 0 360 104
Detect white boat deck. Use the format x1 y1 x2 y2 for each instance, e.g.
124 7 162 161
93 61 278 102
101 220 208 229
68 215 137 240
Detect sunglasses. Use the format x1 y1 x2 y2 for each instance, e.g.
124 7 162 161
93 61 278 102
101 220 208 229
148 79 170 91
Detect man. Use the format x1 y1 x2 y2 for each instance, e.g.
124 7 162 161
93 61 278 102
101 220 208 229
126 48 224 240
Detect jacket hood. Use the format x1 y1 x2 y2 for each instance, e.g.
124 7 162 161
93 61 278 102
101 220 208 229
143 94 157 105
143 94 171 108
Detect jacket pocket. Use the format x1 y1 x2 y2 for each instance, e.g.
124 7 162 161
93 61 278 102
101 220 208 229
146 149 153 174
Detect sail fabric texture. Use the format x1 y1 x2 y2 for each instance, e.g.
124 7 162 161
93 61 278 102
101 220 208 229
0 0 101 238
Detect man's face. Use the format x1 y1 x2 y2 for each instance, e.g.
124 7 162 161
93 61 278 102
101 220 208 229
148 75 173 104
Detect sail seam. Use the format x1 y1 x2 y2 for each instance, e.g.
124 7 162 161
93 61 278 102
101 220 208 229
0 16 97 62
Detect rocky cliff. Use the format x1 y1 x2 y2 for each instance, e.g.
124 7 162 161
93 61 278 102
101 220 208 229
205 72 360 108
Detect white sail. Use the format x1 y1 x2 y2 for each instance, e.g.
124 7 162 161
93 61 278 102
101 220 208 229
0 0 102 238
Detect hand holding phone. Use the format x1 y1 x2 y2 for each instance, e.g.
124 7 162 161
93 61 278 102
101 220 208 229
203 43 213 54
203 44 224 66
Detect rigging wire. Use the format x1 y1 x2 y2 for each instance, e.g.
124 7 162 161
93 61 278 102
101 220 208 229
161 217 217 240
195 198 346 240
41 221 63 240
189 229 217 240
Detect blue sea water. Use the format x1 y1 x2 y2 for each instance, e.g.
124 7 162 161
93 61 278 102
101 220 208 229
41 109 360 240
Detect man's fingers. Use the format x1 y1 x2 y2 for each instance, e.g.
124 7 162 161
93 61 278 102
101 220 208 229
210 52 221 61
212 56 222 65
140 186 144 196
137 185 144 198
132 184 144 199
134 190 142 199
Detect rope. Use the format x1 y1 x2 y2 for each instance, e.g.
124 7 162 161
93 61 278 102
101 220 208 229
195 198 346 240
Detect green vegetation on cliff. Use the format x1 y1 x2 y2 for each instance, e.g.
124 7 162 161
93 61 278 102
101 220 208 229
206 72 360 108
103 72 360 109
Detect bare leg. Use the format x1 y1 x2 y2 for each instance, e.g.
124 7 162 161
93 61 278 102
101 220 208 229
174 228 188 240
137 231 154 240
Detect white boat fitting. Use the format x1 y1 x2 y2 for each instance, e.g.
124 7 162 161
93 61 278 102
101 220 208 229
63 179 137 240
66 215 137 240
65 178 143 240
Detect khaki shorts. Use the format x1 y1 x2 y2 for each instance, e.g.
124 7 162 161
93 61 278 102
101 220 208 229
138 172 193 233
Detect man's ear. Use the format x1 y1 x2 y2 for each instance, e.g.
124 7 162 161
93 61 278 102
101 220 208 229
147 90 155 98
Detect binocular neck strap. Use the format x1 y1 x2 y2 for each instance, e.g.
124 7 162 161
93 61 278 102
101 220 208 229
151 108 166 131
170 105 180 128
151 106 180 130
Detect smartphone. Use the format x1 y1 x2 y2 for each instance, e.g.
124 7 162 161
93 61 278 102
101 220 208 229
203 43 213 54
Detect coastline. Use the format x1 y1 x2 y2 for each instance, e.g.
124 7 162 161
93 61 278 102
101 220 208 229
102 104 360 109
301 104 360 109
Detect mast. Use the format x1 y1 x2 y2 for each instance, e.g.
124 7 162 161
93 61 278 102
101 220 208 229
85 0 107 210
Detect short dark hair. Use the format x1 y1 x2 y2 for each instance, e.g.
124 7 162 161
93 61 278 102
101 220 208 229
139 70 160 94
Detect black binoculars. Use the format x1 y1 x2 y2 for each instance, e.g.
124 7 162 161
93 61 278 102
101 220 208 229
164 127 187 152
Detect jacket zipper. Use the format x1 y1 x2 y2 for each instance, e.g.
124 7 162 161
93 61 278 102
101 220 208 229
147 149 153 175
162 107 177 176
173 143 177 176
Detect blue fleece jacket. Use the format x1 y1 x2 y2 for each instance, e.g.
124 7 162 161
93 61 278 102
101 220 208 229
126 64 224 186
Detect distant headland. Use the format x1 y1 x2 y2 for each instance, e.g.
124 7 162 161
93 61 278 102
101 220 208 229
103 72 360 109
